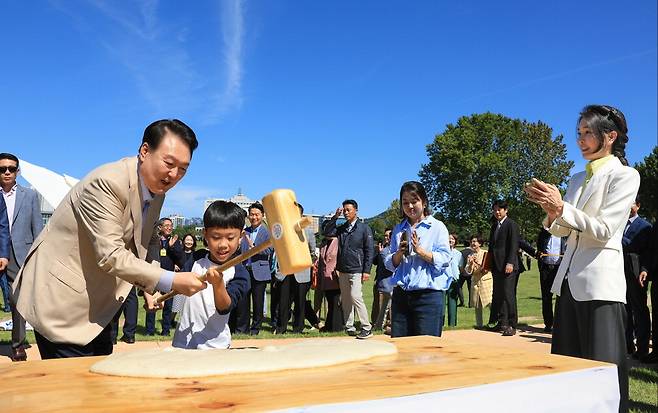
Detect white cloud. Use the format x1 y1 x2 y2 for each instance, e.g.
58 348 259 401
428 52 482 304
205 0 245 124
53 0 245 124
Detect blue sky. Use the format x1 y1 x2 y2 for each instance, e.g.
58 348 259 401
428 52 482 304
2 1 656 219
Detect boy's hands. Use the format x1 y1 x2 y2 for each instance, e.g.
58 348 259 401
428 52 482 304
205 267 225 287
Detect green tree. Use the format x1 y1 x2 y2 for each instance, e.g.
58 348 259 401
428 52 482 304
635 146 658 222
367 199 401 242
419 113 573 242
172 224 200 239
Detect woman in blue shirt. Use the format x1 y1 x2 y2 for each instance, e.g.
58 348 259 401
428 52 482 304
385 181 454 337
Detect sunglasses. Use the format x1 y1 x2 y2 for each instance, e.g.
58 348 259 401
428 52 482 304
0 166 18 174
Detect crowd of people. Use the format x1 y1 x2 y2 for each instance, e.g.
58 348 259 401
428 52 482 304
0 105 655 412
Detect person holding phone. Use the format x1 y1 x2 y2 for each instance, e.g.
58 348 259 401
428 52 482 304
385 181 454 337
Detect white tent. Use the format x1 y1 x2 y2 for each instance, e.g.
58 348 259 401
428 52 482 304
17 159 79 209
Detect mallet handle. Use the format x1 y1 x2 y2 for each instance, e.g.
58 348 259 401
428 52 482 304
156 240 273 304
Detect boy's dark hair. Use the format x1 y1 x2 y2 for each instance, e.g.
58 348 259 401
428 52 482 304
142 119 198 154
248 202 264 214
342 199 358 210
0 153 19 167
492 199 509 210
204 201 246 229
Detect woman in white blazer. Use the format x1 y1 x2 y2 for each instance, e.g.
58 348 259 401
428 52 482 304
525 105 639 412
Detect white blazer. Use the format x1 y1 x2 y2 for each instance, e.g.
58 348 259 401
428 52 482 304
547 156 640 302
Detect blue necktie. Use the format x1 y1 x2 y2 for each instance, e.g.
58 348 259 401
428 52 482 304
142 200 151 223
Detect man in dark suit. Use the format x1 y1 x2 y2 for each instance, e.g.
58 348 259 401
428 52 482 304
239 202 273 335
639 222 658 363
0 153 44 361
145 217 185 336
536 228 567 333
622 199 652 358
488 199 520 336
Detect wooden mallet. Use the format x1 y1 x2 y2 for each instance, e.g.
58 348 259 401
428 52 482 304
156 189 313 304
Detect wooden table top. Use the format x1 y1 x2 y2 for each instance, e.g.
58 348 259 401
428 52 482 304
0 335 611 412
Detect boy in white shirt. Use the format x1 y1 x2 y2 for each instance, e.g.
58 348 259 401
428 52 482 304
172 201 250 349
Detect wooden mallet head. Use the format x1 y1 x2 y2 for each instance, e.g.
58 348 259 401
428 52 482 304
155 189 313 304
262 189 313 274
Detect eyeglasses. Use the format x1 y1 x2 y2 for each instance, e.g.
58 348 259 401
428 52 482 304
0 166 18 174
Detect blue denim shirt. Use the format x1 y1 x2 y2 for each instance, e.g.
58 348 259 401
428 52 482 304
384 216 454 291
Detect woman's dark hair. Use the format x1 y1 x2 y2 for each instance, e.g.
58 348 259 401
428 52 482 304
470 234 484 244
578 105 629 166
182 233 197 251
398 181 432 218
203 201 246 229
468 234 484 245
142 119 198 155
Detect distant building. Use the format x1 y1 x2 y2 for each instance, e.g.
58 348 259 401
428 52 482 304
37 192 54 227
204 190 256 215
185 217 203 227
169 214 186 229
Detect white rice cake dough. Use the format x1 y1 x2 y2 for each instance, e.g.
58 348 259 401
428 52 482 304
90 339 398 378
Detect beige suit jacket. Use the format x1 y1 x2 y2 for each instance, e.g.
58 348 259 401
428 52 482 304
13 156 164 345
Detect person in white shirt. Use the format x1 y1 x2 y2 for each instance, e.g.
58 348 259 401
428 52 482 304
172 200 250 349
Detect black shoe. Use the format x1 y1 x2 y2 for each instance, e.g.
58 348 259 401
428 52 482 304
10 346 27 362
487 324 503 332
356 329 373 340
346 329 358 336
159 331 170 336
120 335 135 344
543 326 552 333
501 326 516 336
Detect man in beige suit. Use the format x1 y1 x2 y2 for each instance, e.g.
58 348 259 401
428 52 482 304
13 119 207 359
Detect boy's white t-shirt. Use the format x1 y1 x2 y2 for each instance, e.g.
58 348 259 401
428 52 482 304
172 257 235 350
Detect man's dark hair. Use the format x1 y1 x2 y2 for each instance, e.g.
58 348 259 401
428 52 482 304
0 153 19 167
159 217 173 225
142 119 198 154
342 199 358 210
248 202 264 214
297 202 304 215
492 199 509 210
204 200 246 229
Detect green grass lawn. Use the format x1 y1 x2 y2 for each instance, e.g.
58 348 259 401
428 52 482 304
2 263 656 411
